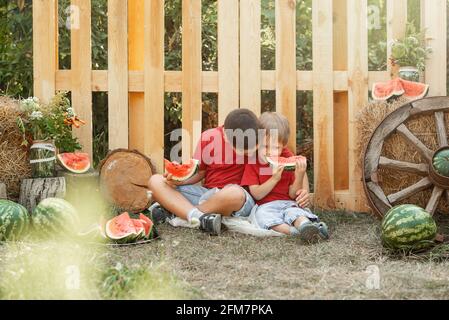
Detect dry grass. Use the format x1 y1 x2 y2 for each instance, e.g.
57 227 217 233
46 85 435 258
1 211 449 299
357 97 449 213
107 211 449 300
0 96 31 200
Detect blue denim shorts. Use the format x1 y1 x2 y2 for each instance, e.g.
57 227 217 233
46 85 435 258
176 184 255 217
252 200 319 230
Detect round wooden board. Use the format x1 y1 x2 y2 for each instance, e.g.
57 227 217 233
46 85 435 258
99 149 154 213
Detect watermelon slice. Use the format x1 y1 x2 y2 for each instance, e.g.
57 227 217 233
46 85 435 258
266 156 307 171
105 212 143 243
399 78 429 100
139 213 154 238
57 152 91 174
104 212 156 243
164 159 199 182
372 78 429 101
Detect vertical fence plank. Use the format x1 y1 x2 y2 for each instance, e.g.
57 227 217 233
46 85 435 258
128 0 145 154
423 0 447 96
144 0 165 172
313 0 335 209
108 0 129 150
347 0 369 212
71 0 93 158
182 0 202 161
33 0 57 103
387 0 407 78
275 0 296 153
240 0 261 116
333 0 349 193
218 0 240 123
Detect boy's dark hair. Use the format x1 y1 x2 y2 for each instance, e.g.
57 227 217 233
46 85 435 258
224 109 261 151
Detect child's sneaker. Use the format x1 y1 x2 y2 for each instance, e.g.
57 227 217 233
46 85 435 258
147 202 175 224
297 221 320 243
199 214 222 236
316 222 330 240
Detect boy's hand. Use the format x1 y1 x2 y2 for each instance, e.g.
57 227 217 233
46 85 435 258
296 189 311 208
272 165 285 182
295 157 307 178
163 172 182 188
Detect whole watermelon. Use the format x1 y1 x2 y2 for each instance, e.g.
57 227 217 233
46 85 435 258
382 205 437 251
0 200 29 241
32 198 80 238
433 149 449 177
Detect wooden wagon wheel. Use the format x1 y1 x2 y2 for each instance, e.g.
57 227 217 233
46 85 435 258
363 96 449 218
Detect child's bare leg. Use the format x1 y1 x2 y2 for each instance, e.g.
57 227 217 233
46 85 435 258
271 224 293 235
196 185 246 216
293 216 310 228
148 174 195 220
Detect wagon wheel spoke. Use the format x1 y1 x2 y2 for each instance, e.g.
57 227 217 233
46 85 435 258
425 186 444 216
387 177 433 205
396 124 433 162
434 112 448 148
378 157 428 176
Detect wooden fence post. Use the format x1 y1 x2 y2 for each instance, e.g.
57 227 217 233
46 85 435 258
347 0 369 212
313 0 335 209
182 0 202 162
240 0 261 116
33 0 57 103
275 0 297 153
71 0 93 158
422 0 447 96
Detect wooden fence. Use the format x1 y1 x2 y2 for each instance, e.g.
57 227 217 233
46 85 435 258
33 0 447 212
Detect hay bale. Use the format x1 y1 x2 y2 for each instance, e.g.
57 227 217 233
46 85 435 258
357 97 449 213
0 96 31 200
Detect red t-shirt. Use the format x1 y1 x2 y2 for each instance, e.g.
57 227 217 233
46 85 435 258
241 148 297 205
193 126 251 189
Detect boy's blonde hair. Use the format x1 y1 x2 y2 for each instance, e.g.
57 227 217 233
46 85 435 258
259 112 290 146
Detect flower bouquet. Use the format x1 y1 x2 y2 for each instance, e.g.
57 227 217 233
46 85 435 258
17 92 85 178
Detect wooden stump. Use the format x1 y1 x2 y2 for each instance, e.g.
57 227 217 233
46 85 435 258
19 177 66 213
0 182 7 200
99 149 154 213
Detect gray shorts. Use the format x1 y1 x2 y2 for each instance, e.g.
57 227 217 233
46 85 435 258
252 200 319 230
176 184 255 218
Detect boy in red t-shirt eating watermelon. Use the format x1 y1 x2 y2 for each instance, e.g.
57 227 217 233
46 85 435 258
241 112 329 242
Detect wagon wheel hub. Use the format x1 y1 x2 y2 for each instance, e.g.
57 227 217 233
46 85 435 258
363 97 449 218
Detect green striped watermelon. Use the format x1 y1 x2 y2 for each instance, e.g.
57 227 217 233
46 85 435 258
0 200 30 241
381 205 437 251
32 198 80 238
433 149 449 177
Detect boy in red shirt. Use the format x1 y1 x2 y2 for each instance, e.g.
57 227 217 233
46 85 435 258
241 112 329 242
148 109 260 235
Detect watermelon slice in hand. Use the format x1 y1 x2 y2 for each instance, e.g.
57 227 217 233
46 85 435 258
164 159 199 182
266 156 307 171
57 153 91 174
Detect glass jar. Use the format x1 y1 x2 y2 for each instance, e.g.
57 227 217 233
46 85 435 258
30 140 56 178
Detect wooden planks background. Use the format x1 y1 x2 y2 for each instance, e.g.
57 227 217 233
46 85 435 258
32 0 448 213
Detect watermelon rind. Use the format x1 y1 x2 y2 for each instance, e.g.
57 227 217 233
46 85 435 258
381 205 437 251
32 198 80 239
0 200 30 241
372 78 429 101
104 220 145 244
165 159 200 182
265 156 305 171
57 153 90 174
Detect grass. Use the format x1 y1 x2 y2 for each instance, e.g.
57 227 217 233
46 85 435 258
1 211 449 299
